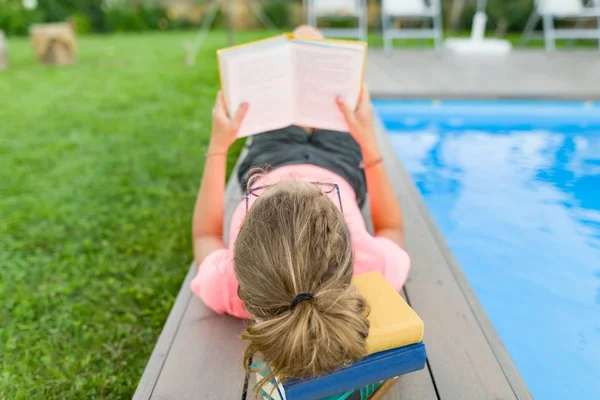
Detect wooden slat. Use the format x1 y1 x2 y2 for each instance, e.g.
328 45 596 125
244 370 256 400
381 349 437 400
150 301 247 400
133 265 198 400
373 119 532 400
381 289 438 400
371 378 399 400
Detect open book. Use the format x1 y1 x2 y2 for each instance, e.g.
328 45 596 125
218 34 367 137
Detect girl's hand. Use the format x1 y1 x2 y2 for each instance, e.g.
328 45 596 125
336 86 380 161
209 91 249 152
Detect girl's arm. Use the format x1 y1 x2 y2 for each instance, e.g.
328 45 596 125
337 88 405 248
192 92 248 265
361 149 405 248
192 151 229 263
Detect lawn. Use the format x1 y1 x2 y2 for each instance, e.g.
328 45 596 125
0 30 270 399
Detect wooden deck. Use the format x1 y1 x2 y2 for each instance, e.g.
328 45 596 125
129 49 600 399
366 49 600 100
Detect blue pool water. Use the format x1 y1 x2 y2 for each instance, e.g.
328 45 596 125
374 100 600 400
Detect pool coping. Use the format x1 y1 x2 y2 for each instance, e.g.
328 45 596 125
372 92 600 101
365 49 600 102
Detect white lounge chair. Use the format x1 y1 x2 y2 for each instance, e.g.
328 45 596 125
381 0 444 54
521 0 600 51
305 0 368 42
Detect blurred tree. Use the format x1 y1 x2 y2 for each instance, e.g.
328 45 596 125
0 0 44 35
0 0 541 36
485 0 533 36
262 0 290 28
444 0 534 35
447 0 467 32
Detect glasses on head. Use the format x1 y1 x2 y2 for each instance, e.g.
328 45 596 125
245 181 344 213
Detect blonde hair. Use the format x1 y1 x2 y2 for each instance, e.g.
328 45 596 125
234 181 370 395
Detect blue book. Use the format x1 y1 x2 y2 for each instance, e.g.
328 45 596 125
255 342 426 400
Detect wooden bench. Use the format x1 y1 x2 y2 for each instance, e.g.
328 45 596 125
133 121 533 400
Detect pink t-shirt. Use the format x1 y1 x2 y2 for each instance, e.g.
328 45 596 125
191 164 410 319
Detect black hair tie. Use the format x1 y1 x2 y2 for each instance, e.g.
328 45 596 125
290 293 313 310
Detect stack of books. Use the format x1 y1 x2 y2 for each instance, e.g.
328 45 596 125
254 271 426 400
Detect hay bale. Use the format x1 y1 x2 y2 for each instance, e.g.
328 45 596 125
0 30 7 70
30 22 76 66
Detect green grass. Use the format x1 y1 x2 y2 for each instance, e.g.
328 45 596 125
0 30 271 399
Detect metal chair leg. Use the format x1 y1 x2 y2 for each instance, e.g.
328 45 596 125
359 0 368 43
307 0 317 27
597 16 600 51
433 10 444 51
521 11 540 46
382 10 392 56
543 14 556 52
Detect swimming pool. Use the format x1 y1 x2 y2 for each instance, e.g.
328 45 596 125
374 100 600 400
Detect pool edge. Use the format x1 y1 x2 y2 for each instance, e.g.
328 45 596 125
371 91 600 102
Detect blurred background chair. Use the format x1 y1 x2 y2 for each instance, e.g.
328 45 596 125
305 0 368 42
381 0 444 54
521 0 600 51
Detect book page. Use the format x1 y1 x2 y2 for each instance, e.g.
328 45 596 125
291 41 365 132
219 37 293 137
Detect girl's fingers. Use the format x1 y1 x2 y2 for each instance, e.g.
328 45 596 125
336 96 357 129
216 91 222 104
215 91 225 112
356 86 364 109
362 84 371 103
232 102 249 131
213 104 226 119
356 85 371 111
214 91 232 120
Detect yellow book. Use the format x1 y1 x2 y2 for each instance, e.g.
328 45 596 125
353 272 425 355
217 34 367 138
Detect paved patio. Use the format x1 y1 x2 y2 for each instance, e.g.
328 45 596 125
366 49 600 99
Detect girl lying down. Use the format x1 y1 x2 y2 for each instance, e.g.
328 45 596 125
191 25 410 386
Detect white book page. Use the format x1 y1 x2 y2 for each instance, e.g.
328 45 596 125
220 38 293 137
291 41 365 132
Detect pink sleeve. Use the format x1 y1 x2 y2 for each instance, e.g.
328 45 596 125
372 237 411 291
190 249 250 319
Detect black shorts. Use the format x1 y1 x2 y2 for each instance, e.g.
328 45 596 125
237 125 367 207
